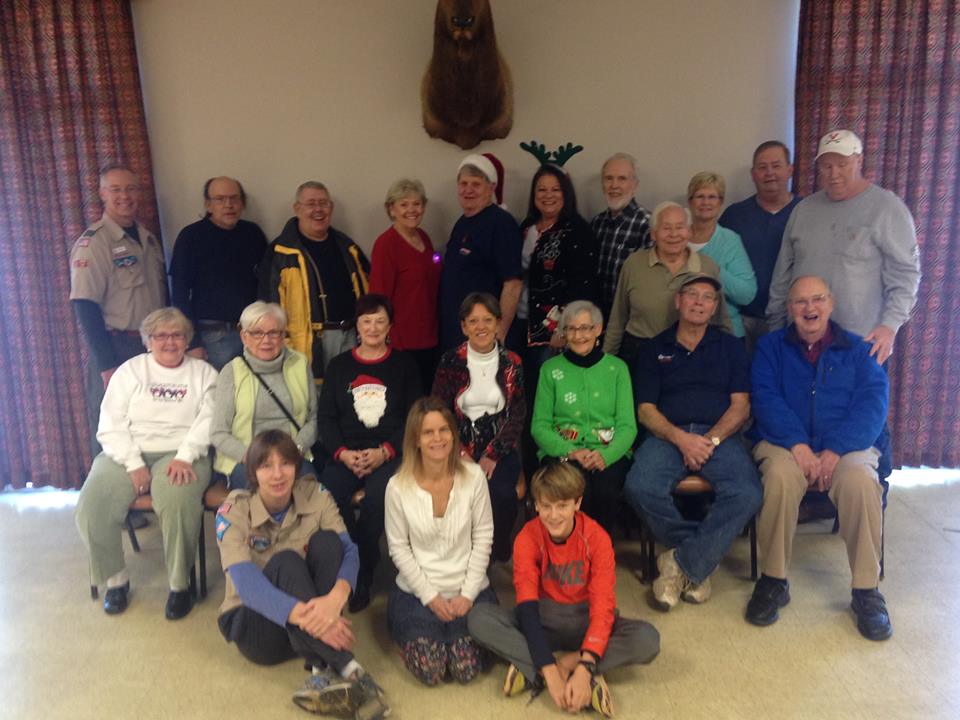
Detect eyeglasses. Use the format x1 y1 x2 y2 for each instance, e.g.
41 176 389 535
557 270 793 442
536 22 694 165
789 293 830 308
210 194 241 205
150 332 186 342
298 200 332 211
246 330 284 341
564 324 597 335
681 289 718 302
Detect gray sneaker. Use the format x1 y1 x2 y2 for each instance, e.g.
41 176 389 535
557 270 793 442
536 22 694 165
652 549 692 610
292 667 360 717
681 574 712 604
353 672 391 720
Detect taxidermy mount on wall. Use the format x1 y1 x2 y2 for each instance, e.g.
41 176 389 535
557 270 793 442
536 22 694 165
421 0 513 150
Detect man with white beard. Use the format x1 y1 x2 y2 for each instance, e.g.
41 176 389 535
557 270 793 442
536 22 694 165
591 153 653 323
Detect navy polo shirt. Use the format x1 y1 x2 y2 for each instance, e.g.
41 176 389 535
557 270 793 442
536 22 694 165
635 324 750 427
719 194 801 318
439 204 521 349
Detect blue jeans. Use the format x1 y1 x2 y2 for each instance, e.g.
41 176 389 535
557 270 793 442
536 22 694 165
624 424 761 584
199 328 243 371
229 458 319 490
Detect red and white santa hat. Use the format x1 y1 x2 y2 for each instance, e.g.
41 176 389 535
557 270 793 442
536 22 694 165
350 375 385 394
458 152 507 208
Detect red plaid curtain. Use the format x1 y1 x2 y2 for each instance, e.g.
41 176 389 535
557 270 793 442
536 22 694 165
0 1 160 488
795 0 960 467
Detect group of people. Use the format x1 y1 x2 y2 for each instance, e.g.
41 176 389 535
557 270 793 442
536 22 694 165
69 127 920 718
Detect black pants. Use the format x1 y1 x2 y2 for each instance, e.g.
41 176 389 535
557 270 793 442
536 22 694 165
218 530 352 672
321 458 399 582
407 346 440 395
488 451 521 562
546 456 631 537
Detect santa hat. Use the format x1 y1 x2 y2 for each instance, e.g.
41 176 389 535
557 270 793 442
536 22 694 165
483 153 505 206
458 152 507 208
350 375 385 393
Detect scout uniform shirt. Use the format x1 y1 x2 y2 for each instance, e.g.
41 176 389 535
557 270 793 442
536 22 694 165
69 213 168 331
216 477 347 616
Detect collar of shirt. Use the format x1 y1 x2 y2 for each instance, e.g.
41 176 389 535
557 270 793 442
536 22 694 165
599 198 640 226
100 213 144 244
248 480 313 529
786 320 846 363
661 323 721 355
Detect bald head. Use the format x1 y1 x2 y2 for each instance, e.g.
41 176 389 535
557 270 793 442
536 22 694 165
788 276 834 343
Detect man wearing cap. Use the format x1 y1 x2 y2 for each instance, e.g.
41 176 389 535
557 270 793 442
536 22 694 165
624 274 761 610
747 275 892 640
170 176 267 370
591 152 653 323
438 153 522 351
70 165 169 458
719 141 801 351
766 130 920 364
259 181 370 385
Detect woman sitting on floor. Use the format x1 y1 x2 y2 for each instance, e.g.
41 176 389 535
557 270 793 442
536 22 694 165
215 429 389 719
384 396 496 686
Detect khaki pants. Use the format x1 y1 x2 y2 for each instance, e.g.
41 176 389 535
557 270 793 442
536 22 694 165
75 451 210 590
753 441 883 588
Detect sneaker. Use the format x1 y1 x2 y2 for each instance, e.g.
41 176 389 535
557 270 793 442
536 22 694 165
652 549 691 610
851 588 893 641
745 575 791 627
292 668 360 717
681 574 712 604
590 673 614 717
503 664 528 697
353 672 391 720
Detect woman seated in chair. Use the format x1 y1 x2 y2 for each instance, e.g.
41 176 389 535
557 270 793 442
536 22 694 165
75 307 217 620
530 300 637 536
432 292 525 562
318 293 421 612
211 301 318 489
384 396 496 686
216 430 389 719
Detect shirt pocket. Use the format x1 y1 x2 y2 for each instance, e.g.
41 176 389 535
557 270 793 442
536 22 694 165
840 227 881 271
113 255 145 289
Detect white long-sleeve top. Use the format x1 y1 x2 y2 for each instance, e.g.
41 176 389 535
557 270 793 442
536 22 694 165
97 353 218 471
384 461 493 605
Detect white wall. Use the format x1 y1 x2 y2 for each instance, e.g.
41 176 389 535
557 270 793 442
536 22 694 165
132 0 799 253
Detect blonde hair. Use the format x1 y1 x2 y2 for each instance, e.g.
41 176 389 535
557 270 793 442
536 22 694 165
384 178 427 218
394 396 469 486
531 462 585 503
687 171 726 201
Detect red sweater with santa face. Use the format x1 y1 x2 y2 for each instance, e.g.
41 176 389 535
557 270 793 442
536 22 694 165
513 511 617 659
317 347 422 458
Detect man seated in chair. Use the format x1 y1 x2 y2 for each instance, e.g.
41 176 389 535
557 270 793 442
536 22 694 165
624 274 761 610
747 275 892 640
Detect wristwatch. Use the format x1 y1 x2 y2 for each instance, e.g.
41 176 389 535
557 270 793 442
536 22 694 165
710 436 721 447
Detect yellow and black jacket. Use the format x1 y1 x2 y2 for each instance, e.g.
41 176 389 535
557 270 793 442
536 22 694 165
259 217 369 381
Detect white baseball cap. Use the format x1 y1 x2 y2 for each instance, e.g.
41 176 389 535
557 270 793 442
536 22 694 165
816 130 863 160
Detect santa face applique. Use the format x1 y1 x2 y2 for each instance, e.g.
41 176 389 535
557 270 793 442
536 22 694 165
351 374 388 428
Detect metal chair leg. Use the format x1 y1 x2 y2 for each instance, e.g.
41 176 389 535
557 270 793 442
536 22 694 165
749 517 758 580
198 512 207 599
125 516 141 553
91 585 99 600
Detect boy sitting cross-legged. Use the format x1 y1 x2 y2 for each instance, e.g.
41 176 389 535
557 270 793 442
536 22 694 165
468 462 659 716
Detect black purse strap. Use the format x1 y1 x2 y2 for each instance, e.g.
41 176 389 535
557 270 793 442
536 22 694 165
240 356 302 433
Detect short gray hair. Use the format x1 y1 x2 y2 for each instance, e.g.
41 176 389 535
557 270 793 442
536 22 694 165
457 164 494 184
385 178 427 216
140 307 193 347
295 181 329 203
561 300 602 329
651 201 691 229
239 301 287 332
601 152 638 178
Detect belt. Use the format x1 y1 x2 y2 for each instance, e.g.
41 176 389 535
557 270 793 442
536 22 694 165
107 329 141 338
197 320 236 331
318 320 352 331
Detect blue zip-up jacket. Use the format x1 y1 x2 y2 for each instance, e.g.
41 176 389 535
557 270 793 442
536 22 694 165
750 322 889 461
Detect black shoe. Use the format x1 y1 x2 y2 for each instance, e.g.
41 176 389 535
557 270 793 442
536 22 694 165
745 575 790 626
165 590 193 620
851 588 892 641
348 576 372 614
103 582 130 615
126 511 149 529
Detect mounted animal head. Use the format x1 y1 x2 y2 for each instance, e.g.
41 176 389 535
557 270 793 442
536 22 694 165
434 0 495 46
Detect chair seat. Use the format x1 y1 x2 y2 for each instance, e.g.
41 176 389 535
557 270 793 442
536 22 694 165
129 494 154 512
674 475 712 495
204 482 230 510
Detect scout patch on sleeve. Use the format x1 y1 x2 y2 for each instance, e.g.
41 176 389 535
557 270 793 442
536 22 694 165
81 229 96 237
215 511 231 542
73 259 89 268
76 237 90 248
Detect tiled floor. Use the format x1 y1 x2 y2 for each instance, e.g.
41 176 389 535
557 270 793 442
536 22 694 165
2 468 958 720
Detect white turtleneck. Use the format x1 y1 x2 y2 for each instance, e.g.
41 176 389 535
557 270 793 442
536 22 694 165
458 344 505 420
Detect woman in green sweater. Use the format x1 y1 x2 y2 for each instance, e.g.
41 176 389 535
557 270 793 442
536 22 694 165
531 300 637 534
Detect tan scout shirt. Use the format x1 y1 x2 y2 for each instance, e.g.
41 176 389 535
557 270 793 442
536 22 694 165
69 214 168 331
216 478 347 616
603 248 732 354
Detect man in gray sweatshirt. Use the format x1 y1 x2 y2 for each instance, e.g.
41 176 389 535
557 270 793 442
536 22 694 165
766 130 920 364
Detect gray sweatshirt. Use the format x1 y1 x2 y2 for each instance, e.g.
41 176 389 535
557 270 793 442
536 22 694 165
766 184 920 336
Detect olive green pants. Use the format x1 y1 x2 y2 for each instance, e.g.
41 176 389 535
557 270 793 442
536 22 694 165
76 451 210 590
